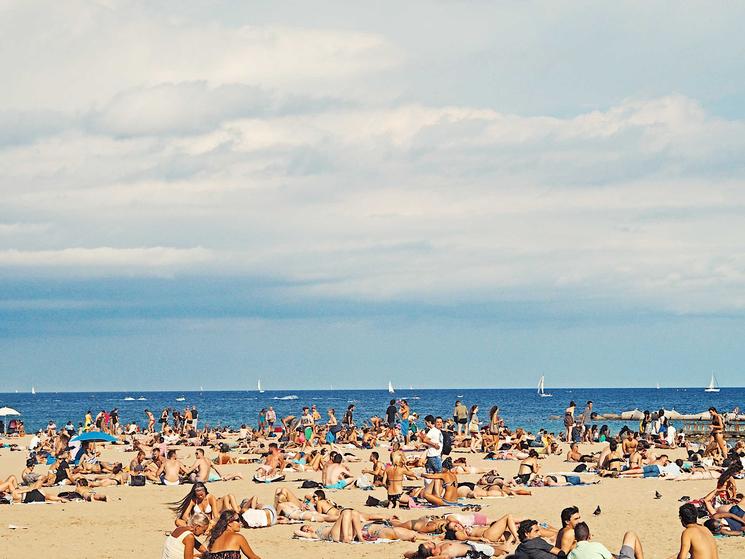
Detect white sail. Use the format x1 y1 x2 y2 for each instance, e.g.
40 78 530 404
258 379 264 393
705 374 720 393
537 375 552 397
388 381 395 394
31 385 36 395
656 382 660 390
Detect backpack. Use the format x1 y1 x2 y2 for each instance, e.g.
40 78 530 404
442 430 453 456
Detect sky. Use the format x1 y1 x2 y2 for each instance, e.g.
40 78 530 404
2 1 745 391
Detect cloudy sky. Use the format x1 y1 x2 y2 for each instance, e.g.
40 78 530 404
2 1 745 391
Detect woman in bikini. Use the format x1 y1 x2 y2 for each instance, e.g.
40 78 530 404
514 450 540 485
468 406 482 453
421 457 460 506
382 454 419 508
173 482 238 527
444 513 519 545
709 407 728 458
391 515 450 534
206 510 263 559
273 487 335 522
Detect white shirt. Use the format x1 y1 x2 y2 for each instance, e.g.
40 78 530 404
425 427 443 457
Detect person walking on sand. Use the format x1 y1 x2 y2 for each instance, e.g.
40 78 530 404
676 503 718 559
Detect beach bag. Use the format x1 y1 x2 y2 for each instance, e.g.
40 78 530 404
299 480 322 489
356 474 374 490
442 431 453 456
130 475 146 486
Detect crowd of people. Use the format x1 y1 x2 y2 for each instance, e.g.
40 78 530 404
1 396 743 559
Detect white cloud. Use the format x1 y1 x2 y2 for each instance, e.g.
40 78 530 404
2 2 744 317
0 247 213 271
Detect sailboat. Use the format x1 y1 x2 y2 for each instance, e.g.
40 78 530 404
31 385 36 395
705 374 720 393
537 375 552 398
388 381 395 394
656 382 660 390
258 379 265 393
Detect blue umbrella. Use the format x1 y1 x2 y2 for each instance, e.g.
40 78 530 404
70 432 119 443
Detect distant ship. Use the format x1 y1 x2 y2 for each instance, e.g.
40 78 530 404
176 397 186 402
388 381 395 394
705 374 720 393
31 385 36 395
124 396 135 401
258 379 264 393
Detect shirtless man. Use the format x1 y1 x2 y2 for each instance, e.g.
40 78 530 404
322 452 355 489
188 448 242 483
362 451 385 486
159 449 186 485
623 432 639 456
556 506 581 555
144 447 165 482
676 503 718 559
256 443 286 478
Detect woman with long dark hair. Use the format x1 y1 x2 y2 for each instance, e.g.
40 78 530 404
709 407 728 457
172 482 238 527
206 510 263 559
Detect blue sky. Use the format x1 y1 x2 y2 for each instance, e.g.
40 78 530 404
1 1 745 390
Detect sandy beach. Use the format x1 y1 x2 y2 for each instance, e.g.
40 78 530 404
0 436 743 559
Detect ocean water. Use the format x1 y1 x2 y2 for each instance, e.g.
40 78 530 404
0 388 742 435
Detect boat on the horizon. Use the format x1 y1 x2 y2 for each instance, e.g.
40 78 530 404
705 374 720 393
388 381 395 394
656 382 660 390
176 396 186 402
124 396 135 401
137 396 147 401
258 379 264 394
31 385 36 395
537 375 552 398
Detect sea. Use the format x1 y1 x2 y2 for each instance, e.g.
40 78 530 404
1 387 743 435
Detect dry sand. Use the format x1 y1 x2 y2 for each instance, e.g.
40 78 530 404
1 437 743 559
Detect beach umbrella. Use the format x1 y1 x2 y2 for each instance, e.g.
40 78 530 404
70 432 119 443
0 407 20 434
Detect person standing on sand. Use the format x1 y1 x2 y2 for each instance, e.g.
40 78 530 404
453 400 468 436
265 406 276 433
342 404 355 428
579 401 592 440
145 409 155 433
676 503 718 559
419 415 443 474
564 401 576 443
191 406 199 431
400 399 411 444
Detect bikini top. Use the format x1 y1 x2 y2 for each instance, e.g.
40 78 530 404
194 500 212 514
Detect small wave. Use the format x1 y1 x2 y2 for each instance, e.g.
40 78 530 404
272 395 298 400
410 396 421 400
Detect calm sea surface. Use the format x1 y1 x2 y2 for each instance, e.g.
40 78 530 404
2 387 743 434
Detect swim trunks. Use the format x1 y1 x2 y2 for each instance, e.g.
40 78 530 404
325 480 348 490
